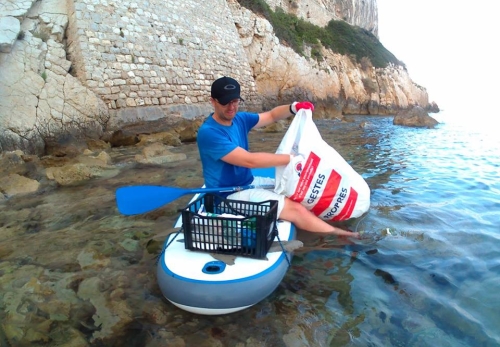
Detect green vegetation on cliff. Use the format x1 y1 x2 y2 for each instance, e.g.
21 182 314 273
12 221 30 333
237 0 404 69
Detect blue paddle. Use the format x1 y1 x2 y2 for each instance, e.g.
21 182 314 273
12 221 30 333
116 184 274 215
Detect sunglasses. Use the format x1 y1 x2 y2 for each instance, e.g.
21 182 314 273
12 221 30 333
215 99 242 106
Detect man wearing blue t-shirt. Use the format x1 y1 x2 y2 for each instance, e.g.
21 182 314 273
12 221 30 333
197 76 358 237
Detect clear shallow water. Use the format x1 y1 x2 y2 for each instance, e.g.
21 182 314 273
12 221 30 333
324 113 500 346
0 111 499 346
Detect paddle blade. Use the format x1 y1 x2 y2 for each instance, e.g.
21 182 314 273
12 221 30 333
116 185 188 215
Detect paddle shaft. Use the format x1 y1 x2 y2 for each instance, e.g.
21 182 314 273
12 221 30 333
116 184 274 215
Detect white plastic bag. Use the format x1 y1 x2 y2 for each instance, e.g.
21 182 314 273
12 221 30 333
275 109 370 221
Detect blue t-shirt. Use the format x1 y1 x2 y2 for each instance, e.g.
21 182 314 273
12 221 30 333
197 112 259 191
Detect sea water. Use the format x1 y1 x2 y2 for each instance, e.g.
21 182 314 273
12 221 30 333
0 110 499 346
285 111 500 346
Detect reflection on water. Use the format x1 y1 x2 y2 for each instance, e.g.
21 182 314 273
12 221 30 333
1 112 499 346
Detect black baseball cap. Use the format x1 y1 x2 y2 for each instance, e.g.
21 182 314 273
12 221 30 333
211 76 244 105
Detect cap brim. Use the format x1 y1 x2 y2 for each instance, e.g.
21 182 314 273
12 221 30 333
217 94 244 105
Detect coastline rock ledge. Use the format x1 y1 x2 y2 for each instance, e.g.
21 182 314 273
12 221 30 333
0 0 439 155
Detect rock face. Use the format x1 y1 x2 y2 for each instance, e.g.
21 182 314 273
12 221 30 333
0 0 109 155
262 0 378 35
231 2 429 117
0 0 436 155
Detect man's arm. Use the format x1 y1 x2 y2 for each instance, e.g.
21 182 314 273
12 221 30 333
221 147 290 168
254 101 315 129
254 105 292 129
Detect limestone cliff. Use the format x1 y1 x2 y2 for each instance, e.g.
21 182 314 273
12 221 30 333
0 0 434 154
230 0 428 117
260 0 378 36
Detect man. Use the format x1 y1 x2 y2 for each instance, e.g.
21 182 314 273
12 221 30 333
197 76 358 237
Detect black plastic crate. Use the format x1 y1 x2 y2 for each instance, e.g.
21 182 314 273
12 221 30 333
181 194 278 259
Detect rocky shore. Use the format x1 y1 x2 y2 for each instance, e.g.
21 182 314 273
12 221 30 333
0 116 203 199
0 104 436 201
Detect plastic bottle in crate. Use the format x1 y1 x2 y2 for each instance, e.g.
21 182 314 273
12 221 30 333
218 213 244 246
191 212 224 244
240 217 257 248
194 210 257 248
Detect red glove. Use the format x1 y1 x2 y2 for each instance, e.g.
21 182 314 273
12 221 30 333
290 101 314 114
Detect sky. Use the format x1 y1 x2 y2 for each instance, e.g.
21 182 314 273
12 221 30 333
377 0 499 115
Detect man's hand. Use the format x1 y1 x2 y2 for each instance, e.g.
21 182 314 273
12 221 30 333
290 101 315 114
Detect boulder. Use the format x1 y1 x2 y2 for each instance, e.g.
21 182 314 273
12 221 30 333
44 133 89 157
393 106 439 128
135 143 187 164
0 173 40 196
45 162 119 185
136 131 181 147
177 118 204 142
0 151 27 176
427 101 440 113
86 139 111 151
109 129 139 147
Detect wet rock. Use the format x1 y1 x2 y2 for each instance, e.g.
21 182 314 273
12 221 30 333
142 303 168 325
3 322 24 345
25 320 52 344
109 129 139 147
23 277 56 296
114 274 131 289
86 138 111 151
393 106 438 128
0 173 40 196
54 327 89 347
0 151 43 183
148 330 185 347
177 117 204 142
77 248 111 270
37 299 71 321
136 131 181 147
0 245 13 258
40 155 72 168
135 143 187 164
45 133 89 157
77 277 134 342
145 238 162 254
108 116 198 148
283 326 309 347
41 149 113 178
46 162 120 185
109 288 126 301
77 151 112 167
0 150 26 175
119 238 139 252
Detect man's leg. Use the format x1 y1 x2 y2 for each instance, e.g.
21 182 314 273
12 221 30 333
228 186 358 238
279 198 359 238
